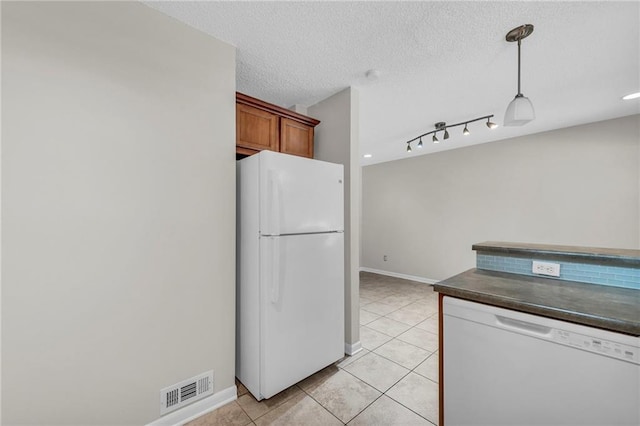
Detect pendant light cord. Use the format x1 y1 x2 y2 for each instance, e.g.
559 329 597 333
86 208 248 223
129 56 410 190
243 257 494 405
517 38 522 97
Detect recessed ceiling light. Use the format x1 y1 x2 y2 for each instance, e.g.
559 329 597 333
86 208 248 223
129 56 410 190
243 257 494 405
363 154 372 158
622 92 640 100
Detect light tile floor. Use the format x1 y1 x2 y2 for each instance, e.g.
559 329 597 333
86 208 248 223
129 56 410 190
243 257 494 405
188 272 439 426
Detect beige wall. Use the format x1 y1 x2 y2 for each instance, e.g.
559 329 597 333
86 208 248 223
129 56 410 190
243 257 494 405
362 115 640 281
2 2 236 424
309 88 361 351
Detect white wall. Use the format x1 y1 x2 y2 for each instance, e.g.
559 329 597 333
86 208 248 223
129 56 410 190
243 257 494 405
309 88 361 352
362 115 640 281
2 2 236 424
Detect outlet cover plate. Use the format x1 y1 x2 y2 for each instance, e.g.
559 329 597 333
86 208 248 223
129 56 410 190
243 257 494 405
532 260 561 277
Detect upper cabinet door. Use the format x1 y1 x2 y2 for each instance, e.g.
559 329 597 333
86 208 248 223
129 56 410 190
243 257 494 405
280 118 314 159
236 103 279 152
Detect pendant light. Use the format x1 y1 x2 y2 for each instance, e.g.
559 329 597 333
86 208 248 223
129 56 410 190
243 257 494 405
504 24 535 126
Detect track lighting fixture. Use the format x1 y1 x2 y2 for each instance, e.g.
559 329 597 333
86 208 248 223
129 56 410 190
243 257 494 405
405 114 496 151
504 24 535 126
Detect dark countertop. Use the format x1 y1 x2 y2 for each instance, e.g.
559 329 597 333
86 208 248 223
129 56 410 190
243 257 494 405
434 268 640 336
473 241 640 267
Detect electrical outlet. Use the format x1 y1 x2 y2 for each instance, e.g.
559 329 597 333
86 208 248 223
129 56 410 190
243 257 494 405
383 255 388 261
532 261 561 277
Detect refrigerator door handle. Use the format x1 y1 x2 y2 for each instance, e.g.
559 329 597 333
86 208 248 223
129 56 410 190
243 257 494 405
267 170 281 236
270 237 281 304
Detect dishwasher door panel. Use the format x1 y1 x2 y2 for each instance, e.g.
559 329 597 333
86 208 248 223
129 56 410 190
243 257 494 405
443 297 640 426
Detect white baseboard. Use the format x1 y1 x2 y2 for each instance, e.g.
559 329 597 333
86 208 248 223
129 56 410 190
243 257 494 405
147 385 237 426
345 341 362 356
359 267 438 285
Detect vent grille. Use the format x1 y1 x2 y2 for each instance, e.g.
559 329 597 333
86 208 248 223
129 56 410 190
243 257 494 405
160 371 214 415
181 382 197 401
166 388 179 409
198 376 210 393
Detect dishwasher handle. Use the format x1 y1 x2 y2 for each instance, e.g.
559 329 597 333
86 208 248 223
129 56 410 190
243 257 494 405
495 315 553 337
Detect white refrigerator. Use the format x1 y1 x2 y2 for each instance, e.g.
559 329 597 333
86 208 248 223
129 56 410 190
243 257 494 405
236 150 345 401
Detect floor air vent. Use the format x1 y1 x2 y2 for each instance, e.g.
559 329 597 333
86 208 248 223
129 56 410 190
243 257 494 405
160 370 214 415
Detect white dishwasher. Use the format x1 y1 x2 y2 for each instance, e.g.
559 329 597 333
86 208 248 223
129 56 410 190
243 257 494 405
443 296 640 426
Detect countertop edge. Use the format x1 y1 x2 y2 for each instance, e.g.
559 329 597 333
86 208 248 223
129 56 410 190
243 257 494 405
472 242 640 268
434 269 640 336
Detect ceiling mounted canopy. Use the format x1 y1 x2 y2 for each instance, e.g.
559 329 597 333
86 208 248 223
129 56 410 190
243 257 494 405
504 24 536 127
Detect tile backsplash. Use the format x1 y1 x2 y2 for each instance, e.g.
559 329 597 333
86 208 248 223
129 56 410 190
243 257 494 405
477 254 640 290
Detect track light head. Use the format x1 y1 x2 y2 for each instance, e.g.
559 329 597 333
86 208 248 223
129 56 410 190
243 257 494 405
432 134 438 143
463 124 470 136
417 137 423 148
486 118 498 129
443 129 450 140
407 143 412 152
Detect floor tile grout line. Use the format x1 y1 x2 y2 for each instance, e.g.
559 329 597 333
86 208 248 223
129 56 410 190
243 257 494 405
366 334 435 364
343 392 387 424
340 358 412 394
361 301 437 320
340 345 436 388
234 401 254 425
370 345 433 371
335 366 401 423
236 383 304 424
360 324 395 339
338 350 437 426
360 323 438 352
297 382 352 425
383 390 438 426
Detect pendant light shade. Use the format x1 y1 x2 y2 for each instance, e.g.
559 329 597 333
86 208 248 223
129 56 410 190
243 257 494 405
504 94 535 126
504 24 535 127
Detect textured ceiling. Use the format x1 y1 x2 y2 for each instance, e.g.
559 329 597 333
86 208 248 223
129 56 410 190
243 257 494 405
145 1 640 165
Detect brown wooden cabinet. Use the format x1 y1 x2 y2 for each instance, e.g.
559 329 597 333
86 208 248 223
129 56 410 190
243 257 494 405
236 92 319 159
236 102 279 153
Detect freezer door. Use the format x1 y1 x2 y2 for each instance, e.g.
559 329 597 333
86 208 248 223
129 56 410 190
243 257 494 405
259 232 344 400
259 151 343 235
